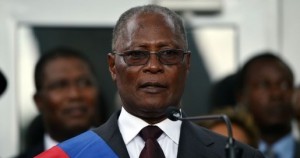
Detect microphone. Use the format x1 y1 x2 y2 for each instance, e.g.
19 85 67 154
0 70 7 96
166 107 241 158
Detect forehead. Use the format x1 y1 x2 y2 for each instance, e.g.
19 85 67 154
118 12 183 49
130 12 175 34
246 59 291 80
131 12 175 28
43 57 90 77
248 59 286 74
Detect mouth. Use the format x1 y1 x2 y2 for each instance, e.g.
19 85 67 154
266 103 291 116
63 105 88 117
139 82 167 93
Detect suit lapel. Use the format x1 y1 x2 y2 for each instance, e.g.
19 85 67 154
177 120 221 158
92 111 130 158
93 111 228 158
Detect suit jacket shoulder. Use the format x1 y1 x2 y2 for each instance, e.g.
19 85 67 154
92 111 130 158
15 142 44 158
177 120 264 158
93 111 264 158
295 140 300 158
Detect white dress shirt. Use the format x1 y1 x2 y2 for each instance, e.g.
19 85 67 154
291 119 300 140
118 107 182 158
44 133 59 150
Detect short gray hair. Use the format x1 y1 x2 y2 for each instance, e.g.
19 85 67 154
112 4 188 50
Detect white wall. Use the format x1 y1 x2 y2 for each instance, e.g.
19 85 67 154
282 0 300 85
0 1 20 156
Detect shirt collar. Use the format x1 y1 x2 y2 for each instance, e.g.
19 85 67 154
259 133 295 158
44 133 59 150
118 107 182 145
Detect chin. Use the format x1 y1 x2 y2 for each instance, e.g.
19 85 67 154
67 120 91 129
68 124 91 134
142 104 168 112
137 106 167 117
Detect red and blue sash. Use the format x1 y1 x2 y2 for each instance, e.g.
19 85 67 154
35 130 118 158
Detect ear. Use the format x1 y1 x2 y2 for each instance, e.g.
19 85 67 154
185 52 191 73
236 90 248 109
236 92 242 104
108 53 117 81
33 92 43 113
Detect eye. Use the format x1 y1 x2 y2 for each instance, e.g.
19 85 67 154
125 51 148 60
279 81 291 90
47 80 68 90
160 49 183 60
256 80 269 89
77 78 94 88
161 50 181 56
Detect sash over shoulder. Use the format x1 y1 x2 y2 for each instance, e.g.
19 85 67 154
35 130 118 158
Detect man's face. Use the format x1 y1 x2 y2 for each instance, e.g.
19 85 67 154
35 57 98 136
240 60 293 130
108 13 190 123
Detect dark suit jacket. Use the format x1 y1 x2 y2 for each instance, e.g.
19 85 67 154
92 111 265 158
295 141 300 158
15 142 44 158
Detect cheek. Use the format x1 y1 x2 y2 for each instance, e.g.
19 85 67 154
169 67 188 90
284 91 293 101
115 66 138 89
247 88 268 106
82 89 98 107
42 93 65 114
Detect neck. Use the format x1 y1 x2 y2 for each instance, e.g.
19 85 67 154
259 124 291 145
48 130 76 142
46 125 88 142
141 115 167 124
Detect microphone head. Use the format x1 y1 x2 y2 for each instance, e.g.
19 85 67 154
0 70 7 96
166 107 181 121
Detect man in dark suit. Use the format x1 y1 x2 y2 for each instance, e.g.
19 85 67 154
17 47 102 158
236 53 300 158
36 4 264 158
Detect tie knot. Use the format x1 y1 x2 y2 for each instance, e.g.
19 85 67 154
139 126 163 141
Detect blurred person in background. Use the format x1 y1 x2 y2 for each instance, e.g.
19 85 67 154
236 52 300 158
201 106 259 148
16 47 105 158
209 73 238 111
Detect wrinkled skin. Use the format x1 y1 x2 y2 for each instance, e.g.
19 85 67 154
34 57 98 141
108 13 190 124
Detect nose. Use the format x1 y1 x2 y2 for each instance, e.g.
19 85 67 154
68 85 81 99
143 53 164 73
269 84 285 100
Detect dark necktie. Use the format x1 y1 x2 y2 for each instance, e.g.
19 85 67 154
139 126 165 158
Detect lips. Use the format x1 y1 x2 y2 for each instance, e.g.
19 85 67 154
139 82 167 93
63 104 88 117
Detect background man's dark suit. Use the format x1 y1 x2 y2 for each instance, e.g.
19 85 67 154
296 143 300 158
16 143 44 158
92 111 264 158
